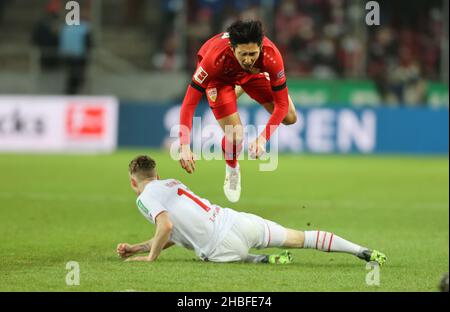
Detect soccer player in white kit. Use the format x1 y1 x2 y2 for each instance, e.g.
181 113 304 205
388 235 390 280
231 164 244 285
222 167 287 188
117 155 387 266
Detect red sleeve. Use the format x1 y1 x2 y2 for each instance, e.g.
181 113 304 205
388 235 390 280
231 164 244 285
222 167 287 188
179 56 216 145
261 45 289 141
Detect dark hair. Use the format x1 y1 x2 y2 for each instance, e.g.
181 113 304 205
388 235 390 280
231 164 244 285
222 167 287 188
129 155 157 179
226 20 264 47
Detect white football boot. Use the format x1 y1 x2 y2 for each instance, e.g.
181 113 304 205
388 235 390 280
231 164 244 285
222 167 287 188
223 164 241 203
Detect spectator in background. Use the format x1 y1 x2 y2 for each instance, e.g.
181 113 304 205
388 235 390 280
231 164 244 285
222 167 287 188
420 8 443 81
186 6 213 71
367 26 398 101
152 33 183 71
368 27 427 106
59 10 93 94
196 0 225 34
238 4 261 22
274 0 346 77
157 0 183 52
385 45 426 106
31 0 61 70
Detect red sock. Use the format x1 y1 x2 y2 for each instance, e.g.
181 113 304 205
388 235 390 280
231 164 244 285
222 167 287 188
221 136 242 168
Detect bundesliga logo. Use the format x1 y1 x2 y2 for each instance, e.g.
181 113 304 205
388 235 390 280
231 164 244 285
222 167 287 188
194 67 208 84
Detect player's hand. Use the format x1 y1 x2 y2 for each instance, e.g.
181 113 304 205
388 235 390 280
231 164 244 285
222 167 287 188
179 144 196 174
116 243 135 259
248 136 267 159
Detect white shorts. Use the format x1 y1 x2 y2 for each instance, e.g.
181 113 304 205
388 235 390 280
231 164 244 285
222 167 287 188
206 212 287 263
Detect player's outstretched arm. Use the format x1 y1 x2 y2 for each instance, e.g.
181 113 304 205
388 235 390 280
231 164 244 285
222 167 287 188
126 212 173 262
117 239 174 259
116 240 153 259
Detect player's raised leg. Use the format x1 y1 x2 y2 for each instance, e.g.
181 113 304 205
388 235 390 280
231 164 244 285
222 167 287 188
281 229 387 266
206 84 243 202
217 112 243 203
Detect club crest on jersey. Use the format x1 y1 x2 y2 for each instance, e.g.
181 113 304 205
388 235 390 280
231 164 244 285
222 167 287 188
194 66 208 84
207 88 217 102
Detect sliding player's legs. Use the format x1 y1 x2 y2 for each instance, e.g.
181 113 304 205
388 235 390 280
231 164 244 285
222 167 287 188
206 84 243 203
206 211 289 264
279 228 387 266
206 225 249 263
239 74 298 125
225 211 387 266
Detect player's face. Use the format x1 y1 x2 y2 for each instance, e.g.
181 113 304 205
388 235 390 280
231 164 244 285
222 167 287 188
232 43 261 71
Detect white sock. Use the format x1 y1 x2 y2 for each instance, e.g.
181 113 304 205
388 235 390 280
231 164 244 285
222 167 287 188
303 230 366 256
226 163 239 173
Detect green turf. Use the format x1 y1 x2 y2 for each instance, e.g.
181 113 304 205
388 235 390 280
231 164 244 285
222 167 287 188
0 150 448 291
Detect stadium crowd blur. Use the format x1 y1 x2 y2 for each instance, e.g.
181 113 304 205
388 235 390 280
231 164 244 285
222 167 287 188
174 0 446 105
1 0 445 105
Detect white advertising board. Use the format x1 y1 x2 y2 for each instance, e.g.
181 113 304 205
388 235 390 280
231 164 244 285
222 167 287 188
0 96 118 153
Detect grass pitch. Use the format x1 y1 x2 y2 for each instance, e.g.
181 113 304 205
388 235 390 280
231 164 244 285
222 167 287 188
0 150 448 291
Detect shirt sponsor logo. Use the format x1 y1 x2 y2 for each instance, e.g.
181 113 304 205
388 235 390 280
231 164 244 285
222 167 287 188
194 66 208 84
137 199 149 215
207 88 217 102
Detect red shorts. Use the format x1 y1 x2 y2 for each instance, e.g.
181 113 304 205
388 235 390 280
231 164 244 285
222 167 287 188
205 73 273 120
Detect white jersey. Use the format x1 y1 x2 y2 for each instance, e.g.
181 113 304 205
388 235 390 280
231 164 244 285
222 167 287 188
136 179 237 259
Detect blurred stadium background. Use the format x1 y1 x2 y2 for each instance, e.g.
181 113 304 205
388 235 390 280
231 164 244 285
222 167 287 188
0 0 448 292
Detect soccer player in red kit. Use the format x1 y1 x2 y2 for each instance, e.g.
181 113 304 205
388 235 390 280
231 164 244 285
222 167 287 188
179 20 298 203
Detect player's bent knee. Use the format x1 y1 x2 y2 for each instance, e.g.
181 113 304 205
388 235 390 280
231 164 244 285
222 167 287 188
283 229 304 248
224 130 244 146
282 112 298 125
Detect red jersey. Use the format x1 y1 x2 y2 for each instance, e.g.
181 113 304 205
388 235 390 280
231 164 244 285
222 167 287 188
180 32 289 144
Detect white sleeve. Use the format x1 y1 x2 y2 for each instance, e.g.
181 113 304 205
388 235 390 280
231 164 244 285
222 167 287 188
137 194 167 223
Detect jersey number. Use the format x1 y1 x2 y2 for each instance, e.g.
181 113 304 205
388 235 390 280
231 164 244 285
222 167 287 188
177 188 211 212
